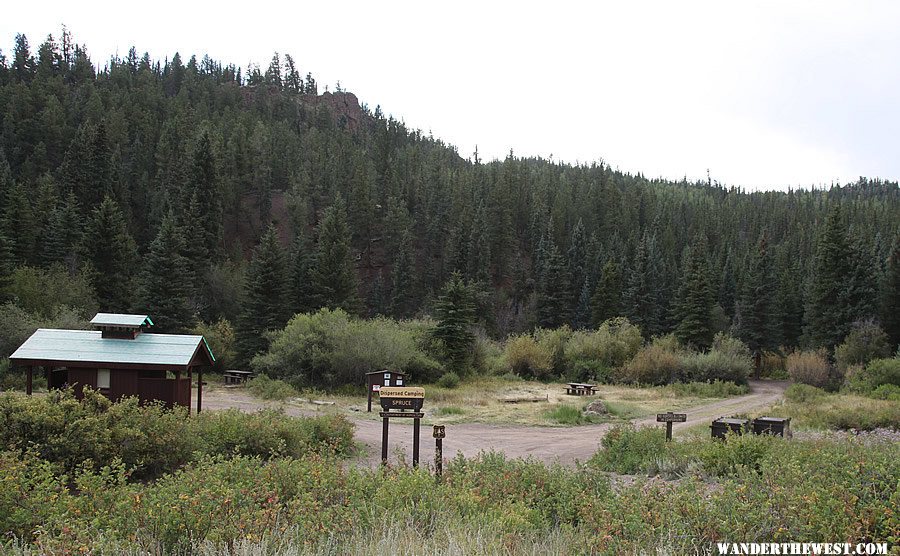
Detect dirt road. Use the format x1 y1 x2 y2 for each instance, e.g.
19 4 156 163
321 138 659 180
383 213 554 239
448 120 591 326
199 380 788 467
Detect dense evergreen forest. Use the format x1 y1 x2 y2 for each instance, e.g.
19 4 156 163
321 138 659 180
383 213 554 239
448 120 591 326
0 29 898 370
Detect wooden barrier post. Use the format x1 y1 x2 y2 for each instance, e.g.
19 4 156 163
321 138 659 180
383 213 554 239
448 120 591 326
381 415 390 465
433 425 445 479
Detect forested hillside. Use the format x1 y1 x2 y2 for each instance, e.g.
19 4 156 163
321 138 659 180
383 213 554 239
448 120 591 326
1 29 898 369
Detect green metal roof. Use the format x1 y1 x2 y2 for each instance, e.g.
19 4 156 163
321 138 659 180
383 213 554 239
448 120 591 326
10 329 215 368
90 313 154 328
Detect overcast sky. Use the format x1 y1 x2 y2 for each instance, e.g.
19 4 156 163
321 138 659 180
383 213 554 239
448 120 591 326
3 1 899 190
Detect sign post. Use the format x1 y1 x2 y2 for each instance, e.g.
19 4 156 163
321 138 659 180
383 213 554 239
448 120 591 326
379 386 425 467
366 370 406 412
433 425 445 478
656 412 687 441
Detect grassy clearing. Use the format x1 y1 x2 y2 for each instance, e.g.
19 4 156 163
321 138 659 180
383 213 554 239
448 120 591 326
766 385 900 431
237 375 750 427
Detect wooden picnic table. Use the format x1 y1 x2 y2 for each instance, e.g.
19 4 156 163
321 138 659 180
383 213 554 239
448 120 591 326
223 369 255 385
565 382 597 396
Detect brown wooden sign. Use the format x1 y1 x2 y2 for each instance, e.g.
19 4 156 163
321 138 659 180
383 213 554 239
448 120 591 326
379 387 425 412
657 412 687 423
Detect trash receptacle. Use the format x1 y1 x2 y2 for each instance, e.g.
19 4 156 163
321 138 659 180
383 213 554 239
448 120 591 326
752 417 791 438
711 418 749 439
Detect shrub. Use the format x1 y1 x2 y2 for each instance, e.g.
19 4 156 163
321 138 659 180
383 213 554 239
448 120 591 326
251 309 442 387
834 321 891 372
504 334 553 380
679 349 751 384
784 383 827 403
786 350 839 390
534 326 572 377
870 383 900 401
699 432 773 476
0 302 90 358
591 425 668 474
846 357 900 393
661 380 749 397
5 264 97 317
191 409 354 458
563 318 642 381
247 373 298 400
619 337 681 385
437 371 461 389
544 404 585 425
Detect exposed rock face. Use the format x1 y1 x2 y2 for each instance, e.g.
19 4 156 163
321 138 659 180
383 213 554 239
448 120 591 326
302 91 365 131
583 399 608 416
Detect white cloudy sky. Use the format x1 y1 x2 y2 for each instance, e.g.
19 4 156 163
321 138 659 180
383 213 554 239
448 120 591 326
3 1 899 190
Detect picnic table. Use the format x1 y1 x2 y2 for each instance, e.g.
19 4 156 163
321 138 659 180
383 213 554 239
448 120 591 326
565 382 597 396
223 369 255 385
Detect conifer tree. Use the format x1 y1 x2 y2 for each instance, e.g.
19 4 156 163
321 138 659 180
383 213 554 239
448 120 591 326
774 262 804 349
289 232 317 315
467 201 491 284
433 272 476 374
737 235 777 354
567 218 587 313
312 196 361 313
41 192 82 267
674 238 715 349
573 277 593 329
804 205 853 349
624 232 664 337
845 237 878 323
185 130 222 257
390 230 416 318
236 225 290 364
0 181 36 265
0 231 13 301
80 196 138 312
536 238 571 328
369 270 387 317
137 214 194 332
881 235 900 351
591 260 622 326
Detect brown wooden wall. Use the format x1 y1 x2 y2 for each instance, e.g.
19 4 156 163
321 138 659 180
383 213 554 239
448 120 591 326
68 368 95 399
60 368 191 410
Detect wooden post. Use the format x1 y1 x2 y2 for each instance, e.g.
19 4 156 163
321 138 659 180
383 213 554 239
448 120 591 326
187 368 192 415
381 416 389 466
197 368 203 414
433 425 444 479
412 416 421 468
26 366 32 395
666 421 673 442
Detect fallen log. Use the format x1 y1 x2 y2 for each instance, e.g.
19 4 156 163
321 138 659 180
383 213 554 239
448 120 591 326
499 395 549 403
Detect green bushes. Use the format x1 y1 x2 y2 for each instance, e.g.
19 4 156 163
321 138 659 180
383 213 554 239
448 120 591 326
251 309 443 387
784 383 827 403
834 321 891 372
563 318 642 382
0 390 355 479
437 371 460 389
544 404 587 425
780 387 900 430
504 334 553 379
247 373 298 400
846 357 900 394
2 435 898 554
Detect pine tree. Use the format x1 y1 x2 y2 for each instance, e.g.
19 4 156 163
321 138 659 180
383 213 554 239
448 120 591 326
804 205 853 349
369 270 387 317
41 192 83 268
185 130 222 257
80 196 138 312
573 277 593 329
390 231 416 318
880 235 900 351
591 261 622 326
137 214 194 332
467 200 491 284
312 196 361 313
674 238 715 350
433 272 476 374
236 225 290 364
0 181 37 265
624 232 664 337
737 235 777 354
845 237 878 324
774 262 804 349
289 233 317 315
567 218 587 314
536 238 571 328
0 231 13 301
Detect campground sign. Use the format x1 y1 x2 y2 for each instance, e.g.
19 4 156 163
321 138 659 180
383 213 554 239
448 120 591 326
379 387 425 411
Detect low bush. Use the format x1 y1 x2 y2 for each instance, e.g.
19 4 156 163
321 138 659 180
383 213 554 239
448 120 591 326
436 406 465 416
544 404 586 425
563 318 642 382
247 373 298 400
846 357 900 394
0 390 355 480
679 349 751 384
251 309 443 387
504 334 553 380
619 337 682 385
437 371 461 389
661 380 749 398
591 425 668 474
192 318 236 372
784 383 827 403
698 432 772 476
786 350 840 390
870 383 900 401
534 326 572 377
834 320 891 372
